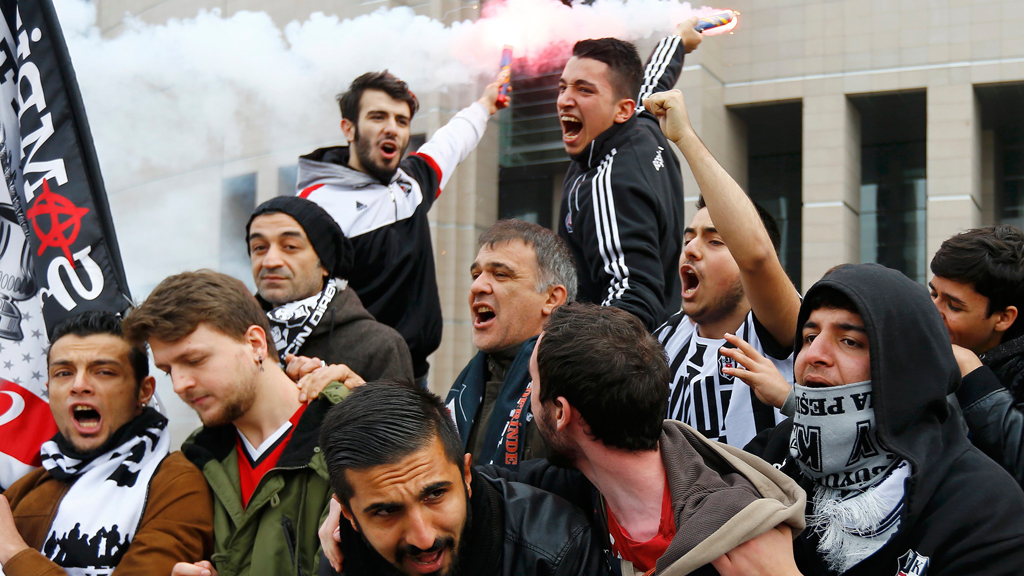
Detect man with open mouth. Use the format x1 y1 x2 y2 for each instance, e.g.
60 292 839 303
641 89 802 450
318 380 607 576
298 71 507 388
555 21 701 333
445 219 576 471
0 311 213 576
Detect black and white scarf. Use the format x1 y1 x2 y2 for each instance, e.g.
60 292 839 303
266 279 343 364
37 409 170 576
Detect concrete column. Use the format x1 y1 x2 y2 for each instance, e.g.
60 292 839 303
677 64 748 230
801 94 860 291
926 84 983 261
428 84 499 396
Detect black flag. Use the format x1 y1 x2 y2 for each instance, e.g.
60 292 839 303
0 0 131 488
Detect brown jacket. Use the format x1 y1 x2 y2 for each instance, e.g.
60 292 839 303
2 451 214 576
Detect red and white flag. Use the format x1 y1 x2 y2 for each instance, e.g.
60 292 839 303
0 0 132 489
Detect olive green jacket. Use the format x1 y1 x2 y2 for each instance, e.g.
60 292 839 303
182 384 350 576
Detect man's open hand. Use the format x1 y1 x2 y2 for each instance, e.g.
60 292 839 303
720 333 793 409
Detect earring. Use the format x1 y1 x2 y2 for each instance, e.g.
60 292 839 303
257 355 265 372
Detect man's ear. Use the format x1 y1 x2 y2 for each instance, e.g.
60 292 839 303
554 396 572 432
995 306 1019 335
137 375 156 408
542 285 568 316
613 98 637 124
463 453 473 499
341 118 356 143
245 325 270 363
339 498 359 532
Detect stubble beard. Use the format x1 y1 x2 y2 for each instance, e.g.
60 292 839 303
197 371 259 427
687 278 746 329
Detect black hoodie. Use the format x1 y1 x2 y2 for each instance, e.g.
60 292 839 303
745 263 1024 575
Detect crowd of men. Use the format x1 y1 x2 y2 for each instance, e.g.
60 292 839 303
3 15 1024 576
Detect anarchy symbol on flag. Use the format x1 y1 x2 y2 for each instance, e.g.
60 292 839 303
26 179 90 264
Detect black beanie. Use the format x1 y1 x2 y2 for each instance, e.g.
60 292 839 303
246 196 354 279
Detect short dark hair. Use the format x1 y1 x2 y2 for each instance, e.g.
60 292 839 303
48 311 149 390
537 303 668 451
319 380 464 504
571 38 642 101
696 195 783 255
337 71 420 123
931 225 1024 340
123 269 278 362
477 219 578 302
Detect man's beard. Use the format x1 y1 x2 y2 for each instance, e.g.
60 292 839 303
353 125 404 184
194 373 259 427
687 276 745 328
536 406 579 470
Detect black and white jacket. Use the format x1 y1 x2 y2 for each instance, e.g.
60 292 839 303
297 103 491 377
559 36 687 331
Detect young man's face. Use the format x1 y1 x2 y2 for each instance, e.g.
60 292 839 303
929 275 1015 355
469 240 553 354
680 208 747 326
557 56 631 156
341 437 472 576
343 89 412 184
795 307 872 388
249 212 328 305
150 324 261 427
47 333 154 454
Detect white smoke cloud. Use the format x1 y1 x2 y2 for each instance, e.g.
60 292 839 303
51 0 716 186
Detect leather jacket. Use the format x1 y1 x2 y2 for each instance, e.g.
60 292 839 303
323 469 609 576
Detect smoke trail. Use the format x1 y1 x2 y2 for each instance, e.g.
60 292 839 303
51 0 716 187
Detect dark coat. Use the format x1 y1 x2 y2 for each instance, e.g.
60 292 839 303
322 470 608 576
446 337 542 469
955 334 1024 486
558 36 687 331
746 264 1024 576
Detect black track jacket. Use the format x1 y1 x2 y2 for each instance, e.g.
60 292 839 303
559 36 686 331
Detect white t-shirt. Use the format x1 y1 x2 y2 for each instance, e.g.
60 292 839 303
654 310 793 449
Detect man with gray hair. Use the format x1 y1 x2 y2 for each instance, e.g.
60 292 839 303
446 219 576 470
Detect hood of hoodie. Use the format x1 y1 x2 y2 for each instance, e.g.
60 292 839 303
795 263 971 525
297 145 399 191
653 421 806 576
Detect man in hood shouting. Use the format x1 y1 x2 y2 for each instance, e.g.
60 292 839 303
298 71 506 386
734 263 1024 575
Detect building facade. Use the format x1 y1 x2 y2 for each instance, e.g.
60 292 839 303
92 0 1024 445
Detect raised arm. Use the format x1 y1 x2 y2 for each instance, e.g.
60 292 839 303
644 89 801 347
410 79 506 193
636 18 702 112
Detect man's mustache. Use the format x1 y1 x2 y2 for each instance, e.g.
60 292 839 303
395 535 455 564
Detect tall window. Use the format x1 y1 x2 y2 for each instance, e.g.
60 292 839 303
498 60 569 229
735 102 802 289
853 92 927 283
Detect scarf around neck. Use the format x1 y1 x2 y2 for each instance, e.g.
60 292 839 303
37 408 171 575
266 279 345 364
